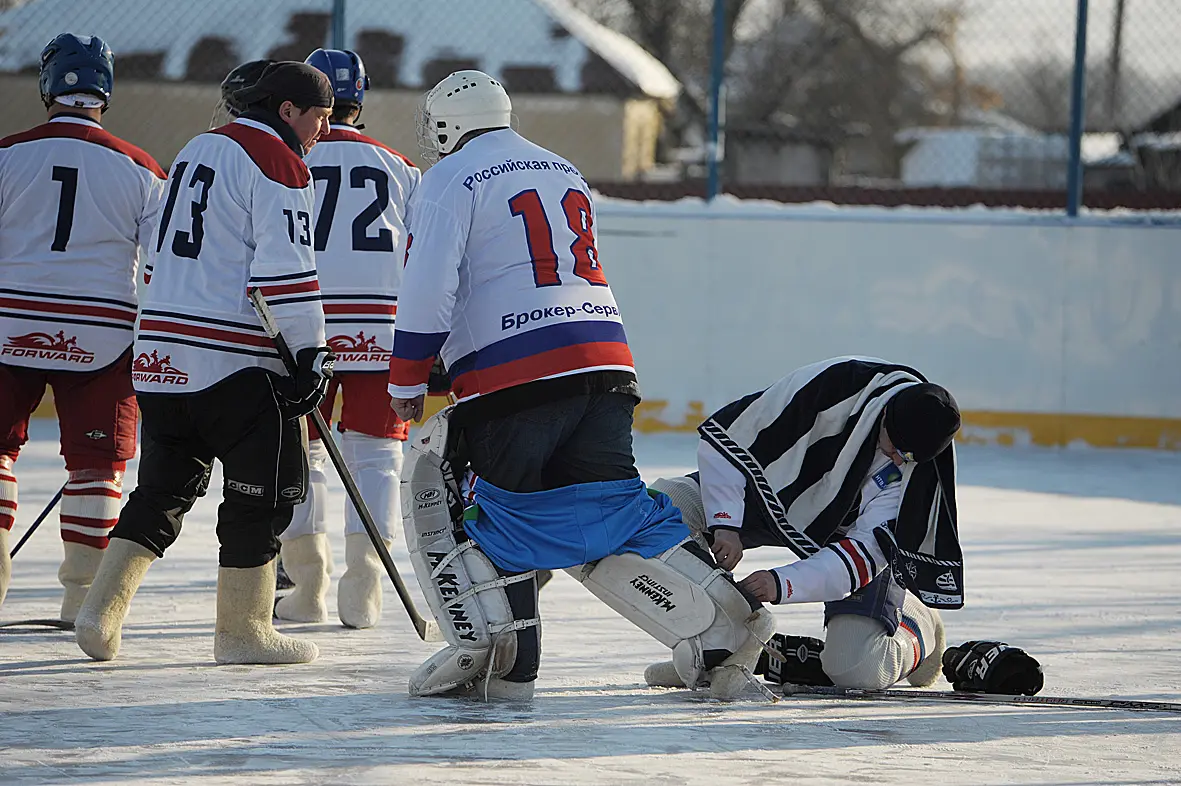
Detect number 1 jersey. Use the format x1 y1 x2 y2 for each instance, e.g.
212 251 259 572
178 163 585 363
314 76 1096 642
134 117 325 394
0 115 165 372
389 129 633 402
304 124 419 373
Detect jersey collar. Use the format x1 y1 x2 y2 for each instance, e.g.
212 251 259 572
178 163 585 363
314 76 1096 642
235 112 305 158
49 114 102 129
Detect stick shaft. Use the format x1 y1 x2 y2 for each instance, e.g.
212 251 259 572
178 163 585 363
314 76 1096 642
10 484 65 558
249 288 434 640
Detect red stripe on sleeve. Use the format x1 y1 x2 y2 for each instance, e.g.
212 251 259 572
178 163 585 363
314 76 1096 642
259 281 321 297
323 303 396 315
388 356 435 389
838 539 871 587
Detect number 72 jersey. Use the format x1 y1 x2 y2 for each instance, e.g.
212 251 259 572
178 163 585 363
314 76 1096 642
134 118 325 394
303 125 419 372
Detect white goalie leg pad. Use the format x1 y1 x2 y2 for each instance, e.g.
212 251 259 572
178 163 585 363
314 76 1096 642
402 408 538 696
281 438 329 541
649 476 707 549
566 540 768 692
341 432 403 541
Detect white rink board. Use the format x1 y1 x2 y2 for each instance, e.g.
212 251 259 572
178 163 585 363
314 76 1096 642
2 421 1181 785
597 199 1181 422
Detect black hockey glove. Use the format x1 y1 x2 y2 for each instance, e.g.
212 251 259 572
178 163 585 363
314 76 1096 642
427 356 452 395
941 640 1044 695
277 346 335 420
756 633 834 687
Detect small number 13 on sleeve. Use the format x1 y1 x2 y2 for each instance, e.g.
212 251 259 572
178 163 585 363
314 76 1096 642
283 208 311 246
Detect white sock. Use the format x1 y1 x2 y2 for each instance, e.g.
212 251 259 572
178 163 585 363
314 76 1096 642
60 472 122 550
341 432 403 540
281 439 329 541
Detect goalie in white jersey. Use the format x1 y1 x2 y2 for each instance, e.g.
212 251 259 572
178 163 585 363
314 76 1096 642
0 34 166 622
390 72 774 701
272 49 420 629
74 62 336 666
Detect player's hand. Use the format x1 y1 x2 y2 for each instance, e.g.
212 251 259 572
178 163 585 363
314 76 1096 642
739 570 780 604
710 528 744 570
391 394 425 423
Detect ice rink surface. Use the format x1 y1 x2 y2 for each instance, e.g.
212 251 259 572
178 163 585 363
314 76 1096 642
2 420 1180 785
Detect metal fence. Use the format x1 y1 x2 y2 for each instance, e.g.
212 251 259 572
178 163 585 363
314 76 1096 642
0 0 1178 210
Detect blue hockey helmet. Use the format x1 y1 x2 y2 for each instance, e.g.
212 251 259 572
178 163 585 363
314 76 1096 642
305 48 369 107
39 33 114 110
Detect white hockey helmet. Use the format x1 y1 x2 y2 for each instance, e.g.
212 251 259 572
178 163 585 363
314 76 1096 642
416 70 511 163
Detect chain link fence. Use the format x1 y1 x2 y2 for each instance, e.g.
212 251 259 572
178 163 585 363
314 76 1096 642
0 0 1178 208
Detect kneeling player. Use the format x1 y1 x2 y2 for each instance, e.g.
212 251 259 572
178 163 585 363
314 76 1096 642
647 356 962 691
391 71 773 701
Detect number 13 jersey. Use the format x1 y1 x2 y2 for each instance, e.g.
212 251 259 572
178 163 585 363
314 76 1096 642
134 117 325 394
389 129 634 402
303 124 419 373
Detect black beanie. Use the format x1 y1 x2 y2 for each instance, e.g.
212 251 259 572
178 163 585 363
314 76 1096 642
884 383 961 462
233 61 334 110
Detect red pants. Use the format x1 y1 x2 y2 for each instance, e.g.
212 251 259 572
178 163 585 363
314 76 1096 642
308 372 407 441
0 350 138 470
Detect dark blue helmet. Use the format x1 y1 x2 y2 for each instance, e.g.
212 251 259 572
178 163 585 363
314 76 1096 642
39 33 114 109
305 49 369 107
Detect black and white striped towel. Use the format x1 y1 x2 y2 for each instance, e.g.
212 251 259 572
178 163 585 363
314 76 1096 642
699 356 963 609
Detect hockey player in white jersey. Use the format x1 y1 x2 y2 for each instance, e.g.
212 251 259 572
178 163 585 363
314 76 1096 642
390 71 773 701
645 357 962 691
0 34 166 621
75 62 336 665
273 49 419 629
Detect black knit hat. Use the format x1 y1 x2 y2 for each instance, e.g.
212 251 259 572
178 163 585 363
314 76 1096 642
233 61 334 110
884 383 961 462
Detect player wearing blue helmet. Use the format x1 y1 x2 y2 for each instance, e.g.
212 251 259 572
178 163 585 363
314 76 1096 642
305 48 370 127
0 33 165 622
270 49 420 629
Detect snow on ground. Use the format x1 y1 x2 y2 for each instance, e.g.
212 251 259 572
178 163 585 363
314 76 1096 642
2 420 1180 785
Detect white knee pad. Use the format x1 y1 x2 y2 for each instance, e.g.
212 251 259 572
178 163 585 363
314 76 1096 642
566 542 766 691
649 476 707 548
282 439 329 541
821 593 943 690
341 431 403 541
402 408 538 696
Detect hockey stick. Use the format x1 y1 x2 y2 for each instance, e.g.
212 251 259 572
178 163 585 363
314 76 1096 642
781 684 1181 714
9 483 65 558
0 618 74 632
248 288 442 643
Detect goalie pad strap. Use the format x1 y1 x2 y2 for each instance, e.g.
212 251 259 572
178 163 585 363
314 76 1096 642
442 571 539 611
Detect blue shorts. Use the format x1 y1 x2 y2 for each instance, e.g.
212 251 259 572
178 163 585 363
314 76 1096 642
464 476 690 573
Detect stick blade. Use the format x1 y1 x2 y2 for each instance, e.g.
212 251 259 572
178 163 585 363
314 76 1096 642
420 619 444 642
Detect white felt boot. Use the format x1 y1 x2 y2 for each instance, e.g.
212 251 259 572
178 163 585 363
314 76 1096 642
273 533 331 623
215 559 318 664
337 533 389 629
75 539 157 661
708 606 777 700
0 528 10 609
59 542 106 623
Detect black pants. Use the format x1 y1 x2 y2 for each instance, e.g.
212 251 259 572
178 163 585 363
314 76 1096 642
111 368 308 568
451 392 640 682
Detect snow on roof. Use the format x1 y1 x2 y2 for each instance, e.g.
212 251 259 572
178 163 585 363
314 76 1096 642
533 0 680 101
0 0 680 98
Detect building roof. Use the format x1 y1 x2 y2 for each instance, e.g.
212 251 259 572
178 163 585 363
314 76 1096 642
0 0 680 99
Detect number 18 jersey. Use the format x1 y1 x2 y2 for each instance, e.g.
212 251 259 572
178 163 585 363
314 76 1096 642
134 117 325 394
389 129 633 402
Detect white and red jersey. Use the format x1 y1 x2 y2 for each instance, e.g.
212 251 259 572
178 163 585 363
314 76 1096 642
389 129 633 401
304 124 418 372
133 117 324 394
0 115 165 372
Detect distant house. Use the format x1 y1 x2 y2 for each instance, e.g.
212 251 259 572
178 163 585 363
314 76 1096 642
0 0 679 179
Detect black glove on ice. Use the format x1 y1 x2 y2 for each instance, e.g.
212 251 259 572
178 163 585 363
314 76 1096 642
277 346 335 419
756 633 834 687
941 640 1044 695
